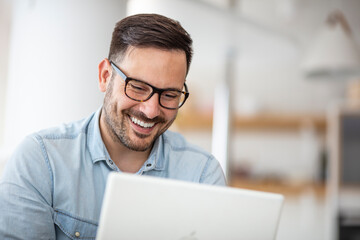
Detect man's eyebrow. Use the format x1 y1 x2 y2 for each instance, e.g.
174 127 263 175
134 78 185 92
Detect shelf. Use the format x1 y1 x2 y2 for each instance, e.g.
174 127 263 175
174 110 326 132
229 177 326 197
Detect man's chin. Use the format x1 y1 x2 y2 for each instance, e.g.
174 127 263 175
133 131 152 139
123 132 157 152
125 141 153 152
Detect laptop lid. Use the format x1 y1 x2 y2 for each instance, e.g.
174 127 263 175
96 172 284 240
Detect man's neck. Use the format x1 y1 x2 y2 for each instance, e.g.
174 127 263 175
99 113 151 173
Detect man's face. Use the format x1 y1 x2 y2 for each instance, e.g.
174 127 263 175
102 47 187 152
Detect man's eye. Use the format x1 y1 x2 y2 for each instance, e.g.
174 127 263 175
163 92 180 99
165 94 177 99
130 83 147 91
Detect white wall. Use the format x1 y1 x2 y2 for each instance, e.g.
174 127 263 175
0 0 11 148
127 0 355 115
1 0 127 153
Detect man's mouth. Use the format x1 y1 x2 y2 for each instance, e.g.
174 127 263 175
130 116 156 128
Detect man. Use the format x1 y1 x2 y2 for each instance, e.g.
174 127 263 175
0 14 226 239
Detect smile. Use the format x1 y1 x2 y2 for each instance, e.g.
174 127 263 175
130 116 155 128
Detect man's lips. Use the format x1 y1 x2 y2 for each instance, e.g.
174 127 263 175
128 115 157 135
130 116 155 128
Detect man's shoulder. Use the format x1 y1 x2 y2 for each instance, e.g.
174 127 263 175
162 130 212 158
6 112 97 168
33 112 96 141
159 131 226 185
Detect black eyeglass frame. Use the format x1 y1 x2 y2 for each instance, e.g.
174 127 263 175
110 60 189 110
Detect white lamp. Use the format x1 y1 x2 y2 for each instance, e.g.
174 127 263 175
302 10 360 79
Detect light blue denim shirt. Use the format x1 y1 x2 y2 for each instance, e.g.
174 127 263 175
0 108 226 239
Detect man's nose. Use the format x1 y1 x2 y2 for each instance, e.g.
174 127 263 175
139 93 161 119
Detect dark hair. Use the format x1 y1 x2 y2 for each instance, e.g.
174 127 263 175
108 13 193 74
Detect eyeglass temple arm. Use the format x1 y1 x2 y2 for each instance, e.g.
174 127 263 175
110 61 127 82
184 83 189 93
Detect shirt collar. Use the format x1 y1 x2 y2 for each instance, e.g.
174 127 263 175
87 107 165 171
87 107 108 163
143 135 165 171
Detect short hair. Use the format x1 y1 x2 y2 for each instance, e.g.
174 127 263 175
108 13 193 74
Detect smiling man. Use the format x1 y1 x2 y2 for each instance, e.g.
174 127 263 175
99 47 188 173
0 14 226 239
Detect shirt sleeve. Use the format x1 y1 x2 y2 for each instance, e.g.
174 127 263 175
0 135 56 239
199 155 227 186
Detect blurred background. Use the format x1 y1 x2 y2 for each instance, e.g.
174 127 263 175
1 0 360 239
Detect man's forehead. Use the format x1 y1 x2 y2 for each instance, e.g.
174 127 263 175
122 46 186 62
116 46 187 88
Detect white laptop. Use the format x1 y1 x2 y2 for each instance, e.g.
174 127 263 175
96 172 284 240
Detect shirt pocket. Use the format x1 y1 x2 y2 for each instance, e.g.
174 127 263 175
54 210 98 240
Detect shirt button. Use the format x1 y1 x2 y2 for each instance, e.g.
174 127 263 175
146 163 152 167
75 232 80 237
109 160 114 165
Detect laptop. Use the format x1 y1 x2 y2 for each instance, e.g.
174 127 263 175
96 172 284 240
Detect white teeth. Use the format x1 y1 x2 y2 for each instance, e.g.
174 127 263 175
130 116 155 128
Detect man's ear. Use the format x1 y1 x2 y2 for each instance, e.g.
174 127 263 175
98 58 111 93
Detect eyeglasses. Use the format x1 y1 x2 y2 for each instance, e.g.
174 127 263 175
110 61 189 110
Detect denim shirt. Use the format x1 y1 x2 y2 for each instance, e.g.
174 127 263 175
0 108 226 240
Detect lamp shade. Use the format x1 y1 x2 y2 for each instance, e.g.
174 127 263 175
302 11 360 78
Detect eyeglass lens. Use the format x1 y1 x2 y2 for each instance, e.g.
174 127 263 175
126 79 186 109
